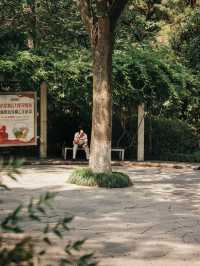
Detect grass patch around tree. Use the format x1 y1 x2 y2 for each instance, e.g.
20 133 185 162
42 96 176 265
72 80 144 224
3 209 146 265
68 168 133 188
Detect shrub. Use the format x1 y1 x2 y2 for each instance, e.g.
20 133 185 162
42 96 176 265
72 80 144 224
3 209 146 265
145 118 199 159
68 168 133 188
159 151 200 163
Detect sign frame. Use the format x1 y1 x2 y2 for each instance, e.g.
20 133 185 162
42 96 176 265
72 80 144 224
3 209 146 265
0 91 37 147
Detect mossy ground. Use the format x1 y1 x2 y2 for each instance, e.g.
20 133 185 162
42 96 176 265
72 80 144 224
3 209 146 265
68 168 133 188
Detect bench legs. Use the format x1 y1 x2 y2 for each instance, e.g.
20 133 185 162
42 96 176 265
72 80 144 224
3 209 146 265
63 148 125 161
119 150 125 160
121 150 125 160
64 149 67 160
113 150 125 160
63 148 89 160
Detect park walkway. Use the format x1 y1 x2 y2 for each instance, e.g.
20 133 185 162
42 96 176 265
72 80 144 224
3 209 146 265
1 164 200 266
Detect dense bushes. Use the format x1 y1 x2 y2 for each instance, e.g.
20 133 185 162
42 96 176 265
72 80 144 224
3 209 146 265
0 0 200 163
68 168 132 188
0 49 199 162
158 151 200 163
145 118 199 160
112 116 199 162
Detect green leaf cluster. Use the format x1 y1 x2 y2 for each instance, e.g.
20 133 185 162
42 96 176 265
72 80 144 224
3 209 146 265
0 159 97 265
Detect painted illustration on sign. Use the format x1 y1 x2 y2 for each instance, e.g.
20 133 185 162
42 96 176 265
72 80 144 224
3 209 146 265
0 92 37 146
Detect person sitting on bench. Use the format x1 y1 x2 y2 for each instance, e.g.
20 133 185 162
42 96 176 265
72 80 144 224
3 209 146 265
73 126 89 160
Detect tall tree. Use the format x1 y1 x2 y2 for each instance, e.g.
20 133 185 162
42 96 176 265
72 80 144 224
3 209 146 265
75 0 128 172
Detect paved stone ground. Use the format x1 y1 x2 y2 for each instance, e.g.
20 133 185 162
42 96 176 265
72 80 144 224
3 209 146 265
1 165 200 266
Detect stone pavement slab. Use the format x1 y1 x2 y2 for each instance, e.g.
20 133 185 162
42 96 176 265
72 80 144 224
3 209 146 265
1 165 200 266
24 158 199 170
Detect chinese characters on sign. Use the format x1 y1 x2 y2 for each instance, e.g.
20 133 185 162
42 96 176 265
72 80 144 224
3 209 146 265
0 92 37 146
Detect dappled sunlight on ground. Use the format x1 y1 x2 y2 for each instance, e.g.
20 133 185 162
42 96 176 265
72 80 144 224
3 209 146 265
1 165 200 265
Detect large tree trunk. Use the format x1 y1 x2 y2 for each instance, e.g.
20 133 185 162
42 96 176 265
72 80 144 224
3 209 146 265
89 17 113 173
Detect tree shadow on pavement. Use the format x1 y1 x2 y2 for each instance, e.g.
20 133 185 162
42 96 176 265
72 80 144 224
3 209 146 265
1 167 200 263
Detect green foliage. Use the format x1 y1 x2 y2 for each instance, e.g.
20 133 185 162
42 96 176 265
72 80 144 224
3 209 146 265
158 151 200 163
0 160 97 266
112 115 200 162
1 45 199 153
0 0 87 56
1 0 200 158
0 158 24 190
145 118 199 159
113 46 200 116
68 168 132 188
3 46 197 110
117 0 199 47
116 4 159 46
171 8 200 72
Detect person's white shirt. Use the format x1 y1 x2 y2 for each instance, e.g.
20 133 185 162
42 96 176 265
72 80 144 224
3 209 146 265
73 131 88 145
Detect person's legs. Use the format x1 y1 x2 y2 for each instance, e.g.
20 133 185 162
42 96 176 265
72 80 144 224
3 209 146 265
73 144 78 159
84 145 90 160
79 140 89 160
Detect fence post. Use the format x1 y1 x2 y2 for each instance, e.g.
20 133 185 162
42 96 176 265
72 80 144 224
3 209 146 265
40 81 47 159
137 103 145 161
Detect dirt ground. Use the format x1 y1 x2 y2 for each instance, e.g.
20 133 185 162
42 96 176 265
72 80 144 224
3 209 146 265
1 164 200 266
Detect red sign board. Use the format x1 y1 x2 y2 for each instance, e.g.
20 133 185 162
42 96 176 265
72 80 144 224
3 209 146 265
0 92 37 146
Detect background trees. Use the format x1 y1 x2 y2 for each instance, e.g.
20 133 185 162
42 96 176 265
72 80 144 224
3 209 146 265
0 0 200 162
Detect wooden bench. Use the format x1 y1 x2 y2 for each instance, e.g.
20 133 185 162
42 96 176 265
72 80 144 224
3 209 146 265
62 147 85 160
112 148 125 161
62 147 125 161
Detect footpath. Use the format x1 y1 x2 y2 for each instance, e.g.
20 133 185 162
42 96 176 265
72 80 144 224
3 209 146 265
24 158 200 170
1 164 200 266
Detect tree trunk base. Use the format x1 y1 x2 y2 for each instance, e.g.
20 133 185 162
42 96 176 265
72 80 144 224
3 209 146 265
89 140 111 173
